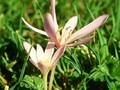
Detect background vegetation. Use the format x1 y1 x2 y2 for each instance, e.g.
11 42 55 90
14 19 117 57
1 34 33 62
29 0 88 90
0 0 120 90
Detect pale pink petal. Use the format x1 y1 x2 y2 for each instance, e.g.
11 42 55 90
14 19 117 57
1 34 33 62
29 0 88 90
22 17 48 36
50 0 58 30
80 35 95 45
62 16 78 36
61 16 78 44
44 13 60 47
67 35 95 47
29 59 39 70
36 44 45 61
23 41 38 67
67 15 108 43
51 46 65 66
45 41 55 60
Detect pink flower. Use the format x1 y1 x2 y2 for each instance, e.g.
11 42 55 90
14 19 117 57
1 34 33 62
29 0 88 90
44 0 108 47
23 41 65 75
44 13 108 47
22 0 108 48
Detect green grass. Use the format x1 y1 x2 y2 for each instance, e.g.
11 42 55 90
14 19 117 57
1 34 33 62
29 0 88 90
0 0 120 90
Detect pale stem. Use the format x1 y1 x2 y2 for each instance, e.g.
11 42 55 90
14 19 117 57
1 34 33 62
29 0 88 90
49 66 56 90
43 73 48 90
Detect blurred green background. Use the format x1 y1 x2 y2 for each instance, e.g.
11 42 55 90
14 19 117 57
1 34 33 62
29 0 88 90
0 0 120 90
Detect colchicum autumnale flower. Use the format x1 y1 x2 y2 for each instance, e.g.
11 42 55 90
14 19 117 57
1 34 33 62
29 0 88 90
22 0 108 48
23 41 65 75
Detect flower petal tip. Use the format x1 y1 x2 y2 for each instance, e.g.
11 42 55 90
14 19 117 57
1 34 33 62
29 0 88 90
21 17 27 24
21 17 25 21
23 41 29 47
101 14 109 24
74 16 78 20
71 16 78 23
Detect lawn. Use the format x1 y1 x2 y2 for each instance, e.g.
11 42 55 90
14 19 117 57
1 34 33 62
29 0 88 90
0 0 120 90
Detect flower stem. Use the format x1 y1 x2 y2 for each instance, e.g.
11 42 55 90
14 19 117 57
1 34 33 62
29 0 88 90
49 66 56 90
43 73 48 90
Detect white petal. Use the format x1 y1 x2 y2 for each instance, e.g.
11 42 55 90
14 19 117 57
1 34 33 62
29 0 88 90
62 16 77 36
61 16 77 44
36 44 45 61
45 41 55 60
22 17 48 36
23 41 38 66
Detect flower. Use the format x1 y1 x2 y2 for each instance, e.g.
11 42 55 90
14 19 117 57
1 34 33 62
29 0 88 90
44 0 108 47
44 13 108 48
23 41 65 75
22 0 108 48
